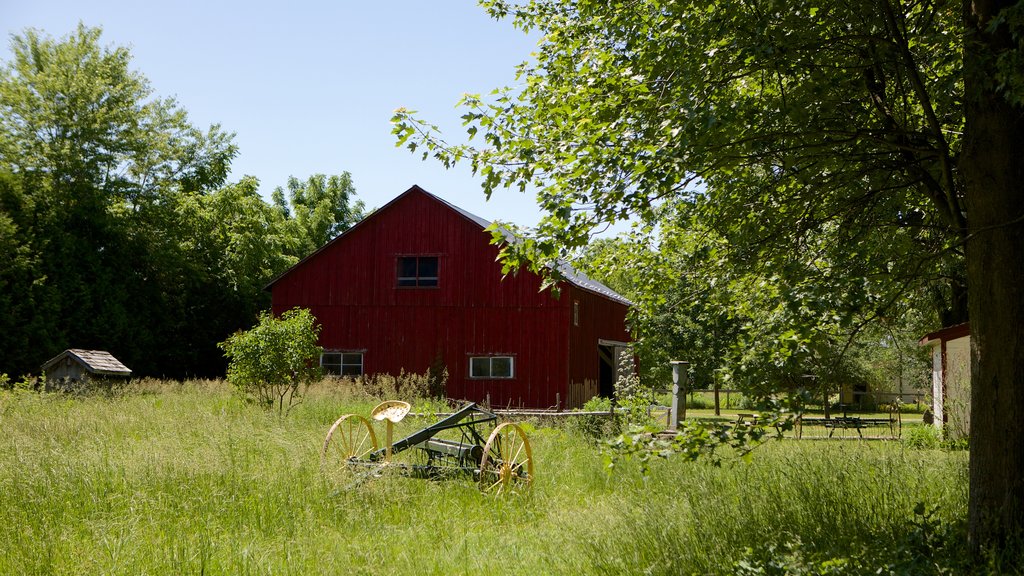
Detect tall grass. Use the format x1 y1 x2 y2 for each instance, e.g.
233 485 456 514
0 382 973 574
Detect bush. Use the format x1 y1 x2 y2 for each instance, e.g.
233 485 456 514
1 373 44 393
570 395 622 439
313 368 450 405
687 392 713 410
904 424 942 450
219 308 323 415
356 368 447 402
613 356 655 427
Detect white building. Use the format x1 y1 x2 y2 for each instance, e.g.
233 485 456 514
919 323 970 440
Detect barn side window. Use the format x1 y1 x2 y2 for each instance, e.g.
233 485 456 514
321 351 363 376
397 256 439 287
469 356 514 379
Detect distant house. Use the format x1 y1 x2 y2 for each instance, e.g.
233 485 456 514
41 349 132 390
266 185 633 409
919 323 970 439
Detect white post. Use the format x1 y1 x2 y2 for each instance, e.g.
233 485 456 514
670 361 689 430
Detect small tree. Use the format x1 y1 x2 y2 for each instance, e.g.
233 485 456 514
220 308 323 415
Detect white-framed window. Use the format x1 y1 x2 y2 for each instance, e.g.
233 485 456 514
321 351 364 376
396 256 439 287
469 356 514 379
573 300 580 327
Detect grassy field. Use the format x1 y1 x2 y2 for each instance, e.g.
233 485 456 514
0 381 978 574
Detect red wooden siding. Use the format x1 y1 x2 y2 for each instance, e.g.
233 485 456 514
567 285 632 408
269 185 628 408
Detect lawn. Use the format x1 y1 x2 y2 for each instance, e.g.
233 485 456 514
0 381 974 574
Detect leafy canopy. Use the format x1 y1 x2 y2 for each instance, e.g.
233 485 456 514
272 172 365 258
393 0 966 326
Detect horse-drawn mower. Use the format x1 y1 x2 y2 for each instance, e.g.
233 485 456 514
321 401 534 494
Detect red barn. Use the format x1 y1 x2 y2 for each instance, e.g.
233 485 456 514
267 185 632 409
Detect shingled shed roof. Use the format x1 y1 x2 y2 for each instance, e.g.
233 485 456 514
41 349 132 376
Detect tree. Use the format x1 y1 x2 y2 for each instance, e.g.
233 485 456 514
0 24 240 377
219 308 323 415
394 0 1024 546
0 170 55 374
961 0 1024 548
0 26 350 379
579 203 930 408
272 172 365 257
163 176 300 372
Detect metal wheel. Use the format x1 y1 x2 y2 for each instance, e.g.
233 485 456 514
479 422 533 494
321 414 378 478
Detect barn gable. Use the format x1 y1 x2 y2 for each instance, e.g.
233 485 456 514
268 185 631 408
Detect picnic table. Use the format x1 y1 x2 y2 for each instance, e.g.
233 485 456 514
732 405 902 439
796 412 901 439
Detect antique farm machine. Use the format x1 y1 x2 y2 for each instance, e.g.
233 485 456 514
321 401 534 494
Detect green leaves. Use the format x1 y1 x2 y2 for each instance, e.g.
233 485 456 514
219 308 323 416
0 25 362 379
395 0 965 276
271 172 365 258
391 0 964 403
604 409 796 471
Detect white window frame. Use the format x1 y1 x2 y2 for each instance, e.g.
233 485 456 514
321 351 364 376
469 356 515 379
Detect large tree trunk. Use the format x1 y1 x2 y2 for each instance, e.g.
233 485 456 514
963 0 1024 546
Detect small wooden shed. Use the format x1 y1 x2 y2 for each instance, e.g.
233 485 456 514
919 323 970 439
41 349 132 389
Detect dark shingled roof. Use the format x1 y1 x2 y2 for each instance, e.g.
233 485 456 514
41 349 132 376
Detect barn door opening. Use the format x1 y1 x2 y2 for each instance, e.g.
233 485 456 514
598 340 632 399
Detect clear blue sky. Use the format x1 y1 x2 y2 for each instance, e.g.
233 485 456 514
2 0 545 226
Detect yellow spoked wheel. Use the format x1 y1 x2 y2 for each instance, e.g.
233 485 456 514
321 414 378 481
479 422 534 495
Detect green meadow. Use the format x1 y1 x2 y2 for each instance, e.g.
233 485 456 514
0 382 977 575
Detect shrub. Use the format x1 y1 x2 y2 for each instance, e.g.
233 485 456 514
315 368 449 404
904 424 942 450
2 373 44 393
357 368 447 402
219 308 322 415
570 395 622 439
687 392 713 410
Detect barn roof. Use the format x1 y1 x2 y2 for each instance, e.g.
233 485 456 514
41 349 132 376
266 185 633 307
